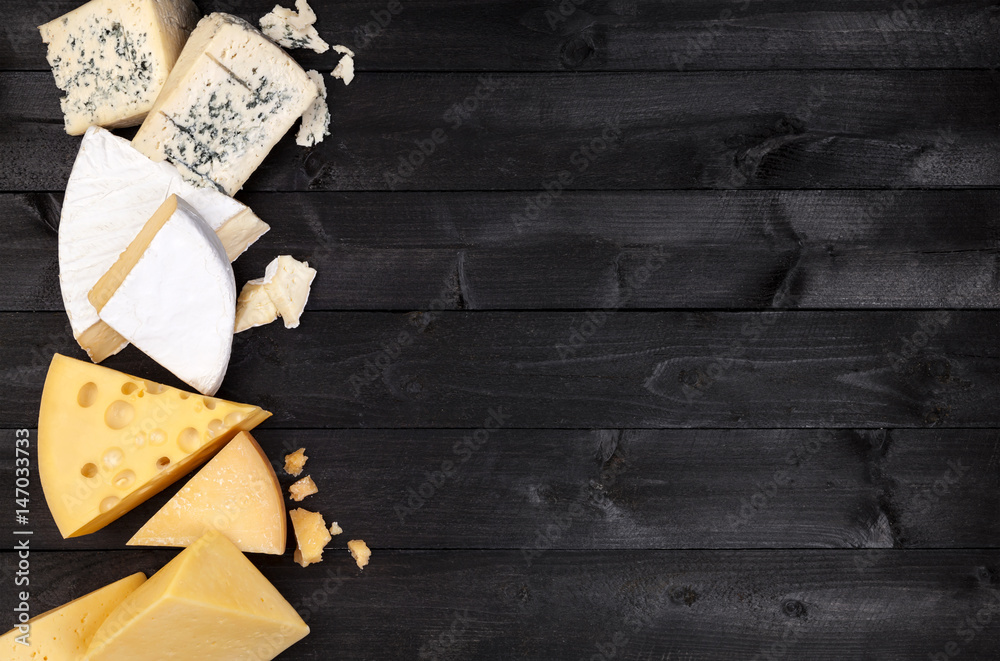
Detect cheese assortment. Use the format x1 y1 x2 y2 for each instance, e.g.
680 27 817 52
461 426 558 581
60 127 267 363
89 195 236 395
86 531 310 661
260 0 330 53
38 354 271 538
30 1 362 654
131 12 320 195
0 573 145 658
39 0 200 135
128 432 286 554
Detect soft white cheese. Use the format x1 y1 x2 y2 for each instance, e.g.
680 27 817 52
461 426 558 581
296 70 331 147
96 197 236 396
59 127 268 363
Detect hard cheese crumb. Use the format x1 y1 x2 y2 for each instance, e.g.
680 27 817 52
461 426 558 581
348 539 371 570
331 45 355 86
290 508 332 568
289 475 318 501
329 522 343 535
284 448 308 476
234 280 278 333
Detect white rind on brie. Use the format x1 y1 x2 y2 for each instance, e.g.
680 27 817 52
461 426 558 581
59 127 267 363
96 197 236 396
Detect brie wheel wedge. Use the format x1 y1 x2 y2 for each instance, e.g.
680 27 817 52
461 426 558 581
59 127 268 364
89 195 236 396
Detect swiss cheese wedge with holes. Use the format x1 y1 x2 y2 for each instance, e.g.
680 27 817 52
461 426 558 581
38 354 270 538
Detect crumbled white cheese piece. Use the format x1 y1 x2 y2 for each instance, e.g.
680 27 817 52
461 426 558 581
329 522 343 535
296 70 330 147
259 0 329 53
331 45 355 86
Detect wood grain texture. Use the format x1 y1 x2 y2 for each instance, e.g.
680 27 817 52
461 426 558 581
4 71 1000 192
2 311 998 429
2 428 997 551
4 190 1000 312
4 0 999 72
1 549 999 660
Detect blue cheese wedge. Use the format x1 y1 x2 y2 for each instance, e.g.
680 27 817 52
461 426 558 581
296 70 330 147
60 127 268 363
259 0 330 53
38 0 200 135
132 13 320 195
89 195 236 396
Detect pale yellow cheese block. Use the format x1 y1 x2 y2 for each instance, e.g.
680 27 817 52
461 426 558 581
290 508 331 567
0 572 145 659
38 354 270 538
128 431 286 554
85 530 309 661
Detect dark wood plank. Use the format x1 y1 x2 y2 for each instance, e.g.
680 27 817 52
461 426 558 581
5 0 1000 72
2 311 999 429
4 71 1000 191
2 428 997 551
5 190 1000 312
2 549 999 660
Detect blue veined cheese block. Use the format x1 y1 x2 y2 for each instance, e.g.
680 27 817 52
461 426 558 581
39 0 200 135
132 12 320 195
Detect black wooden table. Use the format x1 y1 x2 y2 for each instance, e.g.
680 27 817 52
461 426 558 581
3 1 1000 659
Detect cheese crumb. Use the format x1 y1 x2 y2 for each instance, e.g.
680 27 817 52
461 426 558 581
290 508 332 567
261 256 317 329
260 0 330 53
348 539 371 570
284 448 308 476
234 280 279 333
331 45 355 86
289 475 318 501
296 70 330 147
329 521 343 535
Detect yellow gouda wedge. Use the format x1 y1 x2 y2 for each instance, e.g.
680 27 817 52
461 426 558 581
38 354 270 538
0 572 145 659
85 530 309 660
127 431 285 554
